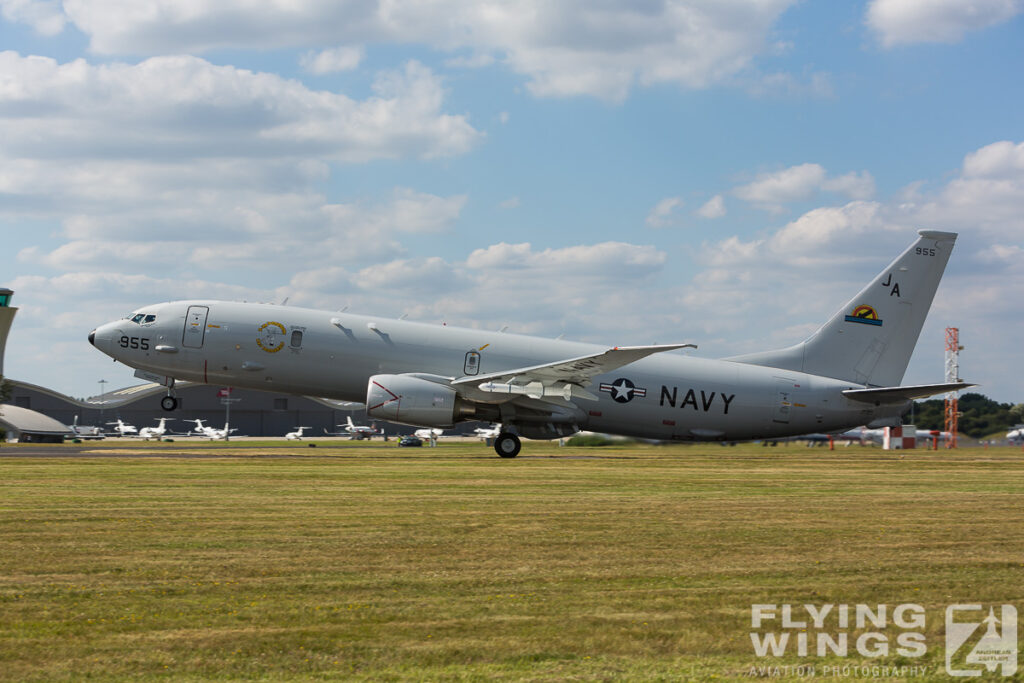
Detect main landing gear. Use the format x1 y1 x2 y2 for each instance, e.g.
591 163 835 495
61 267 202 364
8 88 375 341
494 432 521 458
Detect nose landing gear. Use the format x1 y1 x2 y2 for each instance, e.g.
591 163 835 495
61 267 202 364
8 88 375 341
160 380 179 411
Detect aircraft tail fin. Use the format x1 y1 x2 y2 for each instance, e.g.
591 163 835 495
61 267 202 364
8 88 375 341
727 230 957 386
347 416 355 429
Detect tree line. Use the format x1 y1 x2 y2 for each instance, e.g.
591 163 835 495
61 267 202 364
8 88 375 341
913 393 1024 439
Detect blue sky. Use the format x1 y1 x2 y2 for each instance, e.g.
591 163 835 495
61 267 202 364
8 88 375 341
1 0 1022 404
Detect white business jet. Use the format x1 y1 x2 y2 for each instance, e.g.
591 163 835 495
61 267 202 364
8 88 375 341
285 426 310 440
188 418 234 440
106 418 138 437
139 417 173 441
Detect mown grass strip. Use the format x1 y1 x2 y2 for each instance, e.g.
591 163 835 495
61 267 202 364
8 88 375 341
1 444 1022 681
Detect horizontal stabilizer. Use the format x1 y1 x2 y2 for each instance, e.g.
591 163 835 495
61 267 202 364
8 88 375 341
843 382 976 404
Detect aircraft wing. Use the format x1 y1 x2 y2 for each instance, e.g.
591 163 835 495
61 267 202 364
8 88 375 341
451 343 695 401
842 381 975 404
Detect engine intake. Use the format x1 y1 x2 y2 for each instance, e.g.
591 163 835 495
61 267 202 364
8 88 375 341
366 374 460 427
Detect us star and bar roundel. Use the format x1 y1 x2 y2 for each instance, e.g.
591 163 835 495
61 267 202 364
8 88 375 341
599 378 647 403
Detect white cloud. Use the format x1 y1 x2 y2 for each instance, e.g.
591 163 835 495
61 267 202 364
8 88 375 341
709 142 1024 273
961 139 1024 177
300 45 363 74
13 186 467 276
355 257 464 293
0 53 480 163
466 241 663 275
821 170 876 200
24 0 804 102
908 140 1024 236
768 201 892 260
499 197 520 210
0 0 65 35
459 242 668 334
733 163 876 212
646 197 683 228
734 163 827 211
696 195 727 219
378 188 468 234
287 266 355 293
976 243 1024 263
866 0 1024 47
0 51 476 278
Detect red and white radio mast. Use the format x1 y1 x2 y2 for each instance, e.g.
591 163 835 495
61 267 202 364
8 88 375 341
944 327 962 448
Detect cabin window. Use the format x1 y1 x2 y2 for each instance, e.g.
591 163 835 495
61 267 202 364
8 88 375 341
290 330 303 348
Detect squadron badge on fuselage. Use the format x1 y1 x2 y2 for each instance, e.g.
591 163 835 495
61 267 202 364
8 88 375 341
256 321 286 352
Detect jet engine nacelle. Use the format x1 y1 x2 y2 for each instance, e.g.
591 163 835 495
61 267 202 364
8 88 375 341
366 374 459 428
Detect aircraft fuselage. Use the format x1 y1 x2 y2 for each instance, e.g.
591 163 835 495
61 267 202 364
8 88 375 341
89 300 903 442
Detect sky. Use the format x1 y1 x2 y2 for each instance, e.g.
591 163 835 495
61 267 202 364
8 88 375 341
1 0 1022 404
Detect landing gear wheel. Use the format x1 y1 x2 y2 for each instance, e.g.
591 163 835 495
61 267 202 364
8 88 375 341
494 432 521 458
160 395 179 412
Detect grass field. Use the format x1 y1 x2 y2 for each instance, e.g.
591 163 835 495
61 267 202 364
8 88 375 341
1 440 1022 681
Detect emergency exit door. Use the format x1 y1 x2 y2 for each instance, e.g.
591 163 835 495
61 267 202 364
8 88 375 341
182 305 209 348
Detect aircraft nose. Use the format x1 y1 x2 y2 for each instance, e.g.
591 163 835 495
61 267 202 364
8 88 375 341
88 322 118 356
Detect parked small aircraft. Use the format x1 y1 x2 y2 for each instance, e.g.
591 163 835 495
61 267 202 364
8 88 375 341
69 415 105 440
106 418 137 437
472 424 502 440
188 418 235 440
285 426 310 440
139 417 173 441
343 416 380 439
89 231 972 457
1007 425 1024 444
322 416 381 439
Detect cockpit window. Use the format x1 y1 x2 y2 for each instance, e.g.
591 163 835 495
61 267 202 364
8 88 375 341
128 313 157 325
143 314 156 324
130 314 144 324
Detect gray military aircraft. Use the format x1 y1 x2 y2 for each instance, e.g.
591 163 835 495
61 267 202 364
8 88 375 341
89 231 972 457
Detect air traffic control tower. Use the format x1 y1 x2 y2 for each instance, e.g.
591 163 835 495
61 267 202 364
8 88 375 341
0 288 16 377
